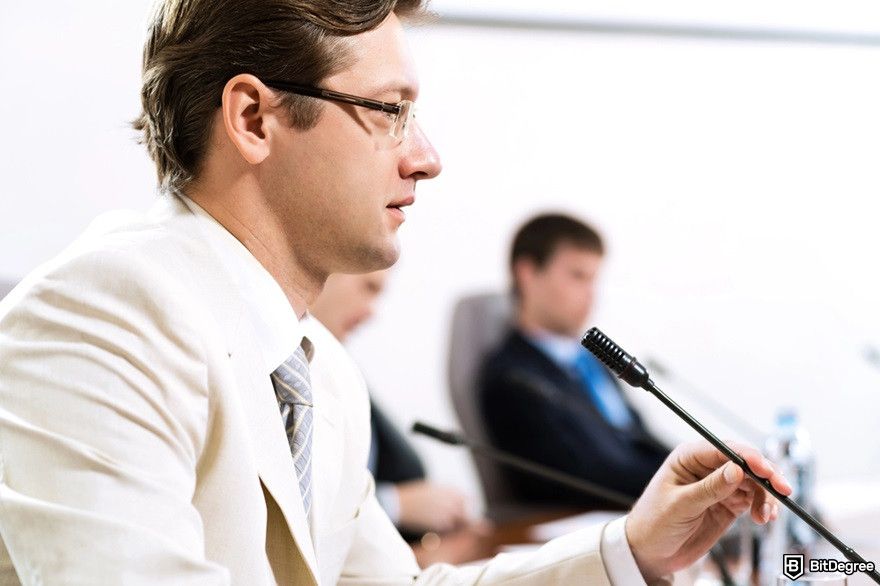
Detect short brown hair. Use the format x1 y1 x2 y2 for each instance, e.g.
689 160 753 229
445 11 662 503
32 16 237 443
510 213 605 297
133 0 427 191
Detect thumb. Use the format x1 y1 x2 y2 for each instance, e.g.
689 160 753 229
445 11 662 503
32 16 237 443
685 461 743 509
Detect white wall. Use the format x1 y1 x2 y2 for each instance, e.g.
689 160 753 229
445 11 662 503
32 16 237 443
2 4 880 511
352 28 880 503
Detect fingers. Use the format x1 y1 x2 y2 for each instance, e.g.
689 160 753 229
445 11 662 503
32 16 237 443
730 447 790 523
750 495 780 524
450 497 469 526
739 449 793 496
397 482 473 532
712 458 784 524
436 487 470 530
468 519 494 536
684 461 745 509
746 479 782 524
676 440 794 520
677 440 793 496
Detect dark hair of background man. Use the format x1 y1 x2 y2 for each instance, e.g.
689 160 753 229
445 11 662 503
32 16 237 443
509 213 605 297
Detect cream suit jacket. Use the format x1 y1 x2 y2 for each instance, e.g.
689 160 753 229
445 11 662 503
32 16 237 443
0 194 620 585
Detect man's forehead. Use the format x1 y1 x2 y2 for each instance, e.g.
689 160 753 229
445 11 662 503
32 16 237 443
551 244 603 264
328 14 419 99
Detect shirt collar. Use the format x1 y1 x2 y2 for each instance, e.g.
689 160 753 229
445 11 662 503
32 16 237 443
177 193 309 374
524 329 583 369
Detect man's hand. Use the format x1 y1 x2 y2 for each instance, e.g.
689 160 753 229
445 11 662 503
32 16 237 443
396 480 470 533
411 520 494 568
627 440 793 582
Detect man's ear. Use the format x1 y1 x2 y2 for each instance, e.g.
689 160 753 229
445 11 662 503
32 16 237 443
513 257 538 294
220 74 278 165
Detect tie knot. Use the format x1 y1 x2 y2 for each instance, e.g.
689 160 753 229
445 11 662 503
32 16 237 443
271 344 312 406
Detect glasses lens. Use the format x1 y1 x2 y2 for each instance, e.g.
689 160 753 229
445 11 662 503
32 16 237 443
390 100 415 141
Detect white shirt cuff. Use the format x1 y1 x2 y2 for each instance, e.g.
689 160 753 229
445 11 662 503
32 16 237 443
375 482 400 525
601 515 648 586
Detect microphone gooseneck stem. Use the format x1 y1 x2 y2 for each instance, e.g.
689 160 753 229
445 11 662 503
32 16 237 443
644 377 880 583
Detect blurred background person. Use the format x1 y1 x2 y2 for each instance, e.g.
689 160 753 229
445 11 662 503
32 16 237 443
310 271 475 542
479 213 670 510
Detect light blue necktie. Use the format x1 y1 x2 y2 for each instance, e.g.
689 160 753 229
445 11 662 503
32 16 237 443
572 350 635 430
271 343 313 519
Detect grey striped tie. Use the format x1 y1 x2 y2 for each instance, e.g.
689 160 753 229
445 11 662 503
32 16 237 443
270 344 313 519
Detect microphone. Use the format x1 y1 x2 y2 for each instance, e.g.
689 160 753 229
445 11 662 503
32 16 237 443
413 421 737 586
643 356 766 443
581 327 880 585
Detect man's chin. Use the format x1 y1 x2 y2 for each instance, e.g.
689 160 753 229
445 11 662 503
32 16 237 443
377 240 401 269
346 238 400 273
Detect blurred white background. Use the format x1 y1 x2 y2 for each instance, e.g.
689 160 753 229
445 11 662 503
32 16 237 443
2 2 880 510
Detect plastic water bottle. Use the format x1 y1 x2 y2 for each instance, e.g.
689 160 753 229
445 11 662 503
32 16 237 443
758 409 817 584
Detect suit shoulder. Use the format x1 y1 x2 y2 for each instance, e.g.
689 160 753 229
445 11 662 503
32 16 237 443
480 330 544 379
0 198 224 349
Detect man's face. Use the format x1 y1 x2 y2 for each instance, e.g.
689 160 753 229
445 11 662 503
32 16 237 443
265 14 441 277
521 244 603 337
309 271 389 342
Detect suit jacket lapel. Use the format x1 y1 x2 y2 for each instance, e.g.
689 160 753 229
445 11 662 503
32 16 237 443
511 332 605 415
513 331 667 446
156 196 320 584
227 326 320 584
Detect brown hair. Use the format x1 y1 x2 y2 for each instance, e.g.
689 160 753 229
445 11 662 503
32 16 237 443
133 0 427 191
510 213 605 297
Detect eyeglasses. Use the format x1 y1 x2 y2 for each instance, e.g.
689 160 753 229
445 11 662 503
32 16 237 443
262 79 416 142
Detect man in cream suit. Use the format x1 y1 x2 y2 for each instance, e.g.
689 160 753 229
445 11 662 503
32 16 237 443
0 1 790 584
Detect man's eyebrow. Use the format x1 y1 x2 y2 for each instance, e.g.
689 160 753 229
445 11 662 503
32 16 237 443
366 81 418 100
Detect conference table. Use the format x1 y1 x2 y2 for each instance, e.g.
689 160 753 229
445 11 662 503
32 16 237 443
411 508 587 569
410 499 880 586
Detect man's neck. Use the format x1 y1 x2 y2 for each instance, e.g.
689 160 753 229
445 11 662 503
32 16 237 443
185 187 324 319
516 311 576 341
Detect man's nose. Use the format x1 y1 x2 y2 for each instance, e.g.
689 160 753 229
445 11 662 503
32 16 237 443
400 121 442 181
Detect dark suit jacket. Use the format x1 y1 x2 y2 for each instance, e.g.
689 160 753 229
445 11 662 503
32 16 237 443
368 399 426 543
478 329 669 509
369 399 426 484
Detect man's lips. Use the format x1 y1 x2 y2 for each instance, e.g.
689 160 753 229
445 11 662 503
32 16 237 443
386 196 412 223
386 195 415 210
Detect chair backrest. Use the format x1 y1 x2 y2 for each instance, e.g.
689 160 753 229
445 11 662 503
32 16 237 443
0 279 16 302
447 291 519 517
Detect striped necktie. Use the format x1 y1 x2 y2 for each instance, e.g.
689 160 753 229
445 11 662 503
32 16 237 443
271 343 314 519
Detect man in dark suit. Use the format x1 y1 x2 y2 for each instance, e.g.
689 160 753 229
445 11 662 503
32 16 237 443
479 214 669 510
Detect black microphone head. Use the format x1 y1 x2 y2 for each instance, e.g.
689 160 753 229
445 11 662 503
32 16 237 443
581 327 651 389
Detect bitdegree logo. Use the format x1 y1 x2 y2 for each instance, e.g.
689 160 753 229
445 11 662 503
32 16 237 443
783 554 804 580
809 558 877 576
